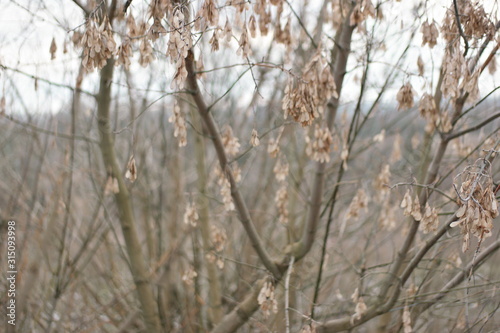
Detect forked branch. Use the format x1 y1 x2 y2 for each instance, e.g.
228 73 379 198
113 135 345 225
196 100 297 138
185 50 281 278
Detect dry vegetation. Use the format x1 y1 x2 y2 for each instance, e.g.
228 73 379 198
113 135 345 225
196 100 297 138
1 0 500 332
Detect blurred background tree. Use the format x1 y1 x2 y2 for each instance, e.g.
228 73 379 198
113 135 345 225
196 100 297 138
1 0 499 332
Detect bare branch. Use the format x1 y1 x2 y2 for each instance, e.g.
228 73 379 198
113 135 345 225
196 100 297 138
2 113 99 144
0 64 96 97
453 0 469 56
124 0 133 14
285 256 295 333
291 7 355 260
72 0 91 16
96 59 161 332
185 50 281 278
420 238 500 313
211 278 265 333
285 0 317 49
445 111 500 142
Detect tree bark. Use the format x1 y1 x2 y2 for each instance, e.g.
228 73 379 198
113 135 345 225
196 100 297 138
192 108 223 326
96 59 161 333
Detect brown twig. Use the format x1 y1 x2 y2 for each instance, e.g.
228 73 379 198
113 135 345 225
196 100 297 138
291 7 355 261
185 50 281 278
445 111 500 142
2 113 99 144
124 0 133 13
453 0 469 56
0 64 95 97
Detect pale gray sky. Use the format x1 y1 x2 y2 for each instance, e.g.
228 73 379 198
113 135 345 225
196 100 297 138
1 0 499 115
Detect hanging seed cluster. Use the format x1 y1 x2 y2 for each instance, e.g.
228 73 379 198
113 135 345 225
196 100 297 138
345 189 369 221
221 125 241 157
305 124 334 163
396 83 415 110
168 101 187 147
421 21 439 48
451 160 499 252
214 162 241 213
167 7 192 89
249 129 260 147
81 16 116 71
258 280 278 318
419 93 438 133
183 201 199 227
390 1 496 139
273 158 289 224
441 1 494 44
349 0 376 26
182 266 198 285
207 225 227 269
282 48 337 127
71 0 341 155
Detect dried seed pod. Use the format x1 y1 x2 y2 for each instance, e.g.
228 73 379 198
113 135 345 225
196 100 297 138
183 201 199 227
397 83 415 110
421 21 439 48
221 125 240 157
258 280 278 317
49 37 57 60
282 47 337 126
452 160 498 252
305 125 333 163
250 129 260 147
125 155 137 182
168 102 187 147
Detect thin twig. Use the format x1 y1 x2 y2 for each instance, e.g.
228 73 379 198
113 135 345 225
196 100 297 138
124 0 133 13
113 92 175 134
185 50 281 278
0 64 96 98
480 40 500 74
422 238 500 312
285 0 317 49
387 182 456 202
434 131 499 190
208 66 253 111
452 0 469 56
292 5 356 261
445 111 500 141
72 0 91 16
2 114 99 144
285 256 295 333
465 228 485 329
317 238 500 332
455 86 500 123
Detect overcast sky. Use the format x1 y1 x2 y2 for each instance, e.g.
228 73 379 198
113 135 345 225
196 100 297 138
1 0 499 116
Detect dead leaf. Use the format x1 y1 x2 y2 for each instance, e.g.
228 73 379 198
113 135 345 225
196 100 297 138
50 37 57 60
125 155 137 182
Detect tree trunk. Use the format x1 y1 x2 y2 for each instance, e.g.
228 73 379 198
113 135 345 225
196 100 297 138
96 58 161 333
192 108 223 326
